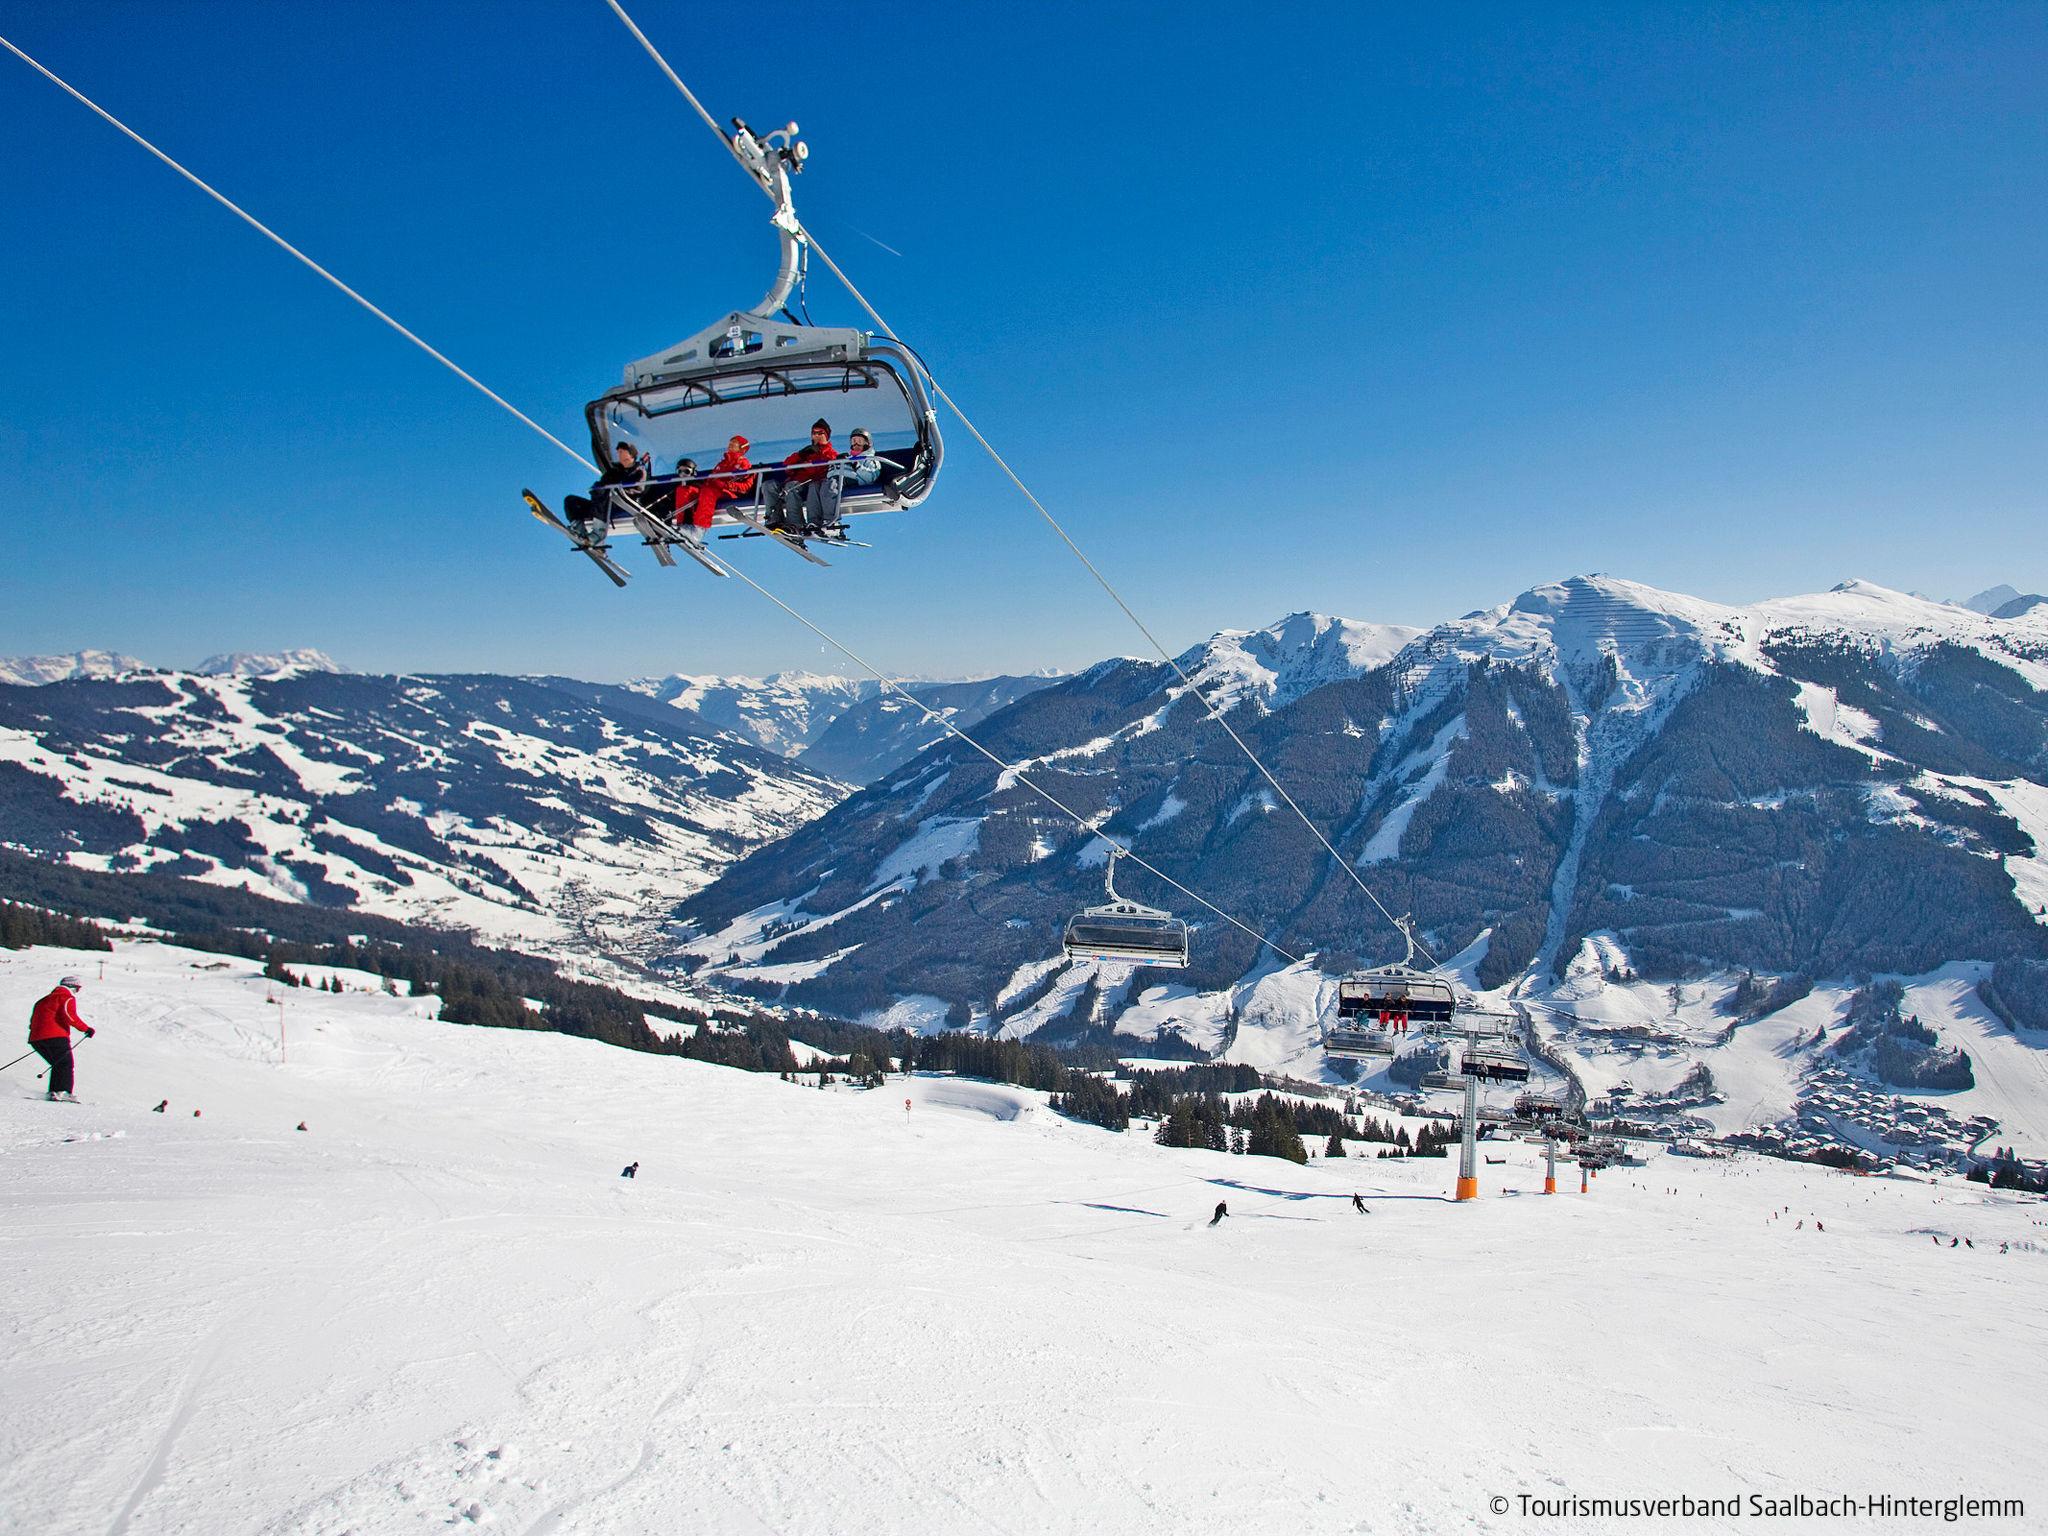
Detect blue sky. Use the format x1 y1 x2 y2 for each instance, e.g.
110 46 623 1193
3 1 2043 681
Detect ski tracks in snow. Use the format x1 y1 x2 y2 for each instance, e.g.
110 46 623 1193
105 1311 244 1536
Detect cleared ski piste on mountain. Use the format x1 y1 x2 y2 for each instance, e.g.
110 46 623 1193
4 944 2044 1535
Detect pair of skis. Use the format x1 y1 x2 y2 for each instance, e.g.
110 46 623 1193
524 489 863 582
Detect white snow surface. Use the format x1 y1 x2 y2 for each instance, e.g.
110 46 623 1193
5 939 2045 1534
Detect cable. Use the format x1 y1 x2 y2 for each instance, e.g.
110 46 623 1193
0 33 594 473
3 30 1300 972
714 560 1303 965
598 0 1442 974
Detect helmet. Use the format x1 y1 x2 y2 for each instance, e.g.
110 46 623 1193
59 974 84 989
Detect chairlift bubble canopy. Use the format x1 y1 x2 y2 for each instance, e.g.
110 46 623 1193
1062 848 1190 969
583 117 943 525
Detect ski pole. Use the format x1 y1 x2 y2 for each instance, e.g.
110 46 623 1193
0 1046 39 1073
29 1035 91 1080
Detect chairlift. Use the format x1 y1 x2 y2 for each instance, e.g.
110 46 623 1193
1330 916 1457 1056
1061 848 1190 968
1321 1020 1397 1060
1461 1040 1532 1083
570 119 944 554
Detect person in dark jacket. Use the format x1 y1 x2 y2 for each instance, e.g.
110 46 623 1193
564 442 649 545
764 419 837 535
1209 1200 1229 1227
29 975 94 1102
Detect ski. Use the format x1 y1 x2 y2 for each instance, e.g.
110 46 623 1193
623 496 730 578
717 525 865 552
522 489 631 588
727 509 831 567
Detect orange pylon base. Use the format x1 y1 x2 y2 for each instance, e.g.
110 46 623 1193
1455 1175 1478 1201
1580 1173 1589 1193
1544 1176 1556 1195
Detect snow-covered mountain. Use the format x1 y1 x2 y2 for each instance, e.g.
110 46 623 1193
626 671 876 756
797 671 1071 784
194 648 348 677
0 650 144 686
624 668 1064 783
0 669 845 963
675 574 2048 1132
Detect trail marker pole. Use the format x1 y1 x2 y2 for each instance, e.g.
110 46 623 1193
276 998 287 1064
1455 1074 1479 1201
1544 1132 1558 1195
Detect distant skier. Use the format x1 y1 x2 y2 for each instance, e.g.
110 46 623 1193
1352 1193 1368 1214
28 974 94 1102
1209 1200 1229 1227
621 1162 639 1180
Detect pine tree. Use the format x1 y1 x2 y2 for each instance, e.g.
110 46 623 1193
1324 1132 1346 1158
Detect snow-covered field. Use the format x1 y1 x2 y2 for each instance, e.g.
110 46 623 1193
4 942 2046 1535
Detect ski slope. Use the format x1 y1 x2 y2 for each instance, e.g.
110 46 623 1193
3 942 2045 1535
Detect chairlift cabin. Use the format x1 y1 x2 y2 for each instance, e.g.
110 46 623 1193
581 120 943 541
1321 1020 1397 1060
1460 1041 1532 1083
1062 849 1190 969
1333 917 1458 1036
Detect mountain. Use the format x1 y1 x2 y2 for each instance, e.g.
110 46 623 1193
797 672 1071 785
0 669 845 963
624 672 877 756
0 650 145 686
1961 584 2025 615
623 669 1066 784
1993 594 2048 621
194 648 348 677
672 577 2048 1088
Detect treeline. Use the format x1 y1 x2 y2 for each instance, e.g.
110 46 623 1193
0 899 114 954
1832 980 1973 1091
0 851 834 1067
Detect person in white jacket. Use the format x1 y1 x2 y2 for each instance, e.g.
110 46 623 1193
820 426 895 531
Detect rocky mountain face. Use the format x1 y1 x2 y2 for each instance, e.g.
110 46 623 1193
0 670 846 963
672 580 2048 1067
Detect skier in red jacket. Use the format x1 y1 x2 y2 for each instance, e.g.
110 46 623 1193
674 435 756 535
764 419 838 536
29 975 94 1102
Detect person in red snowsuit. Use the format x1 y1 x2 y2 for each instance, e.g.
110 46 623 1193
674 435 756 533
29 975 94 1101
765 419 838 535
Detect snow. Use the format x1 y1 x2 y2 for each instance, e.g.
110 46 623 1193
1136 791 1186 831
5 938 2046 1534
864 815 980 891
1180 612 1423 714
858 992 953 1033
1954 774 2048 920
1790 680 1883 752
1358 716 1464 865
194 649 347 678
